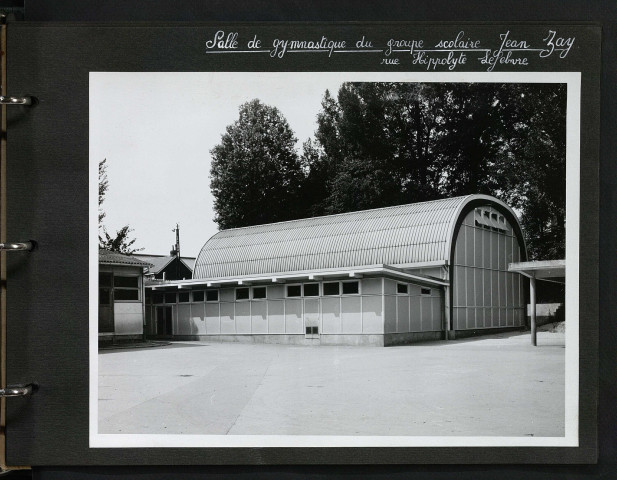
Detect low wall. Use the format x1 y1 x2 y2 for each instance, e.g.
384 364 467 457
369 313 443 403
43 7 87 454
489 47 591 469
384 331 443 346
98 333 142 346
169 334 385 347
448 326 526 340
527 303 564 326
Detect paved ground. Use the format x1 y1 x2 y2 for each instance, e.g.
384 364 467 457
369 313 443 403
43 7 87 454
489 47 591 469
98 331 565 436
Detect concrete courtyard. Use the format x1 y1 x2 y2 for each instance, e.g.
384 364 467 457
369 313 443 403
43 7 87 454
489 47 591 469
98 331 565 437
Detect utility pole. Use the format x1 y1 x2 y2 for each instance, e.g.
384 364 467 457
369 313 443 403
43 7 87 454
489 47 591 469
171 224 180 280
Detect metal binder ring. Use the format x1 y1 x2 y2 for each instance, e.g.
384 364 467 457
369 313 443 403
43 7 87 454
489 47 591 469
0 241 34 251
0 384 34 397
0 96 32 105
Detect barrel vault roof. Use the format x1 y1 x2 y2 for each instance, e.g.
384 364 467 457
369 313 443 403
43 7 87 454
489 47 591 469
193 194 516 279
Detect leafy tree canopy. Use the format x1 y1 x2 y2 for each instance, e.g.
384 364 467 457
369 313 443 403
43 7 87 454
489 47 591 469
211 84 566 260
98 158 142 254
210 99 306 229
307 82 566 260
99 225 141 255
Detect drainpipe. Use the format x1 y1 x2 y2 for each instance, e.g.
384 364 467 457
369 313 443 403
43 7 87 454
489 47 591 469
529 275 537 346
142 267 147 342
443 285 450 341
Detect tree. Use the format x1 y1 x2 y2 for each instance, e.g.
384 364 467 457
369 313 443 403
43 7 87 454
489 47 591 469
210 99 306 229
309 83 446 214
98 158 109 225
98 159 142 254
307 82 566 260
210 85 566 259
99 225 141 255
493 84 567 259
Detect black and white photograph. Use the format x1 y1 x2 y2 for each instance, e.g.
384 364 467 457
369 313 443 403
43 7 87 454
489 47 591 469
89 71 579 448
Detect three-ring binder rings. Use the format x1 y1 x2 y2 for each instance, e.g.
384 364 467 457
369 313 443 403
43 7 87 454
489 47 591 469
0 106 35 398
0 15 35 473
0 88 35 399
0 96 30 105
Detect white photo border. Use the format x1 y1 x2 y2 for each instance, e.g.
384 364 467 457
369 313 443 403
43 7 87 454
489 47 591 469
88 71 580 448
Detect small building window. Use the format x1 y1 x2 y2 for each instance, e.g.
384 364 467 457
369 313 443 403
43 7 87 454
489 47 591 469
153 292 164 304
115 289 139 301
164 292 177 304
111 275 140 302
253 287 267 299
421 287 432 296
192 291 205 302
99 288 111 305
323 282 340 296
303 283 319 297
206 289 219 302
342 281 359 295
397 283 408 294
99 272 113 287
178 292 190 303
114 276 139 289
287 285 302 297
236 287 250 300
305 326 319 335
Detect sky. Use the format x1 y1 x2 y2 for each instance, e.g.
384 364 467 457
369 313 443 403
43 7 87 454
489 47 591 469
90 72 346 258
90 71 567 259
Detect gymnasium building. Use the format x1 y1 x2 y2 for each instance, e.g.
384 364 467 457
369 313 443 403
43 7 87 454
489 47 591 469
142 194 529 346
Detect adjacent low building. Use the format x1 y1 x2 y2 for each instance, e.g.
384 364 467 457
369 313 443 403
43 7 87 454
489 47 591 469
99 249 152 343
135 253 195 281
144 194 528 346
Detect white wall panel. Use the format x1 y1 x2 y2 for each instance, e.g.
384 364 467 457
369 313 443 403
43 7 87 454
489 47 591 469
220 302 235 334
235 302 251 334
267 300 285 333
341 296 362 333
220 288 234 302
361 278 382 295
205 303 220 334
384 278 397 295
190 302 206 335
431 296 442 331
361 296 382 334
384 296 397 333
113 302 143 335
251 300 268 334
410 296 422 332
176 304 192 335
321 297 340 334
268 285 285 299
397 296 410 333
285 299 303 334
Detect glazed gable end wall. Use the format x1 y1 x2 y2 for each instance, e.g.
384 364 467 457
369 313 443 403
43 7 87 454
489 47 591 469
450 201 527 331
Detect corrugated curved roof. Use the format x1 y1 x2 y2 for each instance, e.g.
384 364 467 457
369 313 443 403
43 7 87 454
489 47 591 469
193 194 518 279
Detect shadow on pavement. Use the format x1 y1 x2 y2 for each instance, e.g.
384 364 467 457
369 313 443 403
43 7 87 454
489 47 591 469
99 341 209 354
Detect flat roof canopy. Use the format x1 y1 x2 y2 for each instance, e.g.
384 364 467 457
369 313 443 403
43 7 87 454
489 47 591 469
146 264 449 290
508 260 565 279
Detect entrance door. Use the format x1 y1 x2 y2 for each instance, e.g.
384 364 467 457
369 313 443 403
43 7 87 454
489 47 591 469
304 298 320 342
98 272 114 333
156 306 173 337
